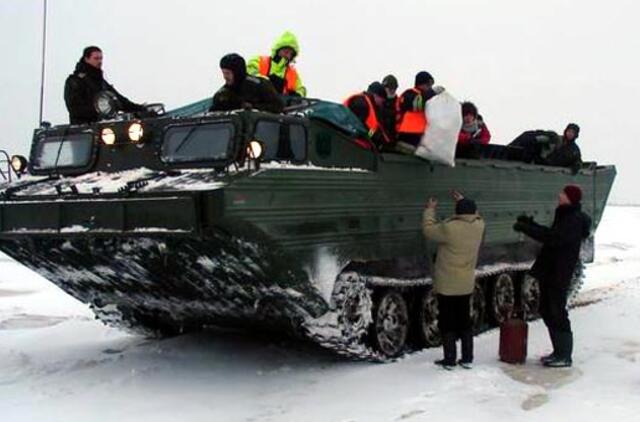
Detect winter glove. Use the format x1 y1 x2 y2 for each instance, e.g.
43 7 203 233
516 214 534 224
432 85 446 95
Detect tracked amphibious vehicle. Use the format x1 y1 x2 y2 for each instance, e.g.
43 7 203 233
0 99 615 359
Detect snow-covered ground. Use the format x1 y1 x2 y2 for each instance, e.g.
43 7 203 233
1 206 639 422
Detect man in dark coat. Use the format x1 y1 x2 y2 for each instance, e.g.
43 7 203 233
64 46 144 125
542 123 582 169
344 82 391 150
210 53 284 114
396 71 444 147
381 74 399 141
513 184 591 367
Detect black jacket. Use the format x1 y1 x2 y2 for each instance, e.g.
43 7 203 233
64 60 143 125
381 96 397 140
210 75 283 114
543 140 582 168
515 204 591 289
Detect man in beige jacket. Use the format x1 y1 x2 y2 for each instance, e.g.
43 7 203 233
423 191 485 369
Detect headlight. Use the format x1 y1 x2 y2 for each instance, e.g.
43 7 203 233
101 127 116 145
128 122 144 142
10 155 28 174
247 140 264 159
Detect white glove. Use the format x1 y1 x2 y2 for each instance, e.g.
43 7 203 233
433 85 446 94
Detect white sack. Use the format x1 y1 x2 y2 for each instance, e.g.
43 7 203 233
414 91 462 167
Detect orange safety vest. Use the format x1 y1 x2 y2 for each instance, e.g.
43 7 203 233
343 93 391 149
396 88 428 135
258 56 299 95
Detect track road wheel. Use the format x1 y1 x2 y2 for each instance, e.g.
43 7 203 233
416 288 440 347
489 273 515 325
521 274 541 320
334 274 373 341
471 282 486 333
371 290 409 357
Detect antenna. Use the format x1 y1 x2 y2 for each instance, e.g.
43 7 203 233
38 0 48 125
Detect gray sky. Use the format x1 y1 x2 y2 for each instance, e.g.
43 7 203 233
1 0 638 202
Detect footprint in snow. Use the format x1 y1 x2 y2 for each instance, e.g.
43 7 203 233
396 409 427 420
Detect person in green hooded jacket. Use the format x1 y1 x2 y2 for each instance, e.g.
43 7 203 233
247 31 307 97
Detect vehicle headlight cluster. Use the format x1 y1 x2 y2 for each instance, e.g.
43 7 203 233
128 122 144 142
10 155 28 174
101 127 116 145
247 140 264 159
100 122 145 145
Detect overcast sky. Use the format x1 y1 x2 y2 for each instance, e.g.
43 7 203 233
1 0 638 202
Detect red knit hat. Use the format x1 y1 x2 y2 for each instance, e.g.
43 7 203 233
563 184 582 204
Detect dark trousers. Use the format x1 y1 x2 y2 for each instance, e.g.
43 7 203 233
539 284 573 359
397 133 422 147
437 294 473 363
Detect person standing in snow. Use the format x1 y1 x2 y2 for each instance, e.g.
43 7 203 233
396 71 445 147
210 53 284 114
423 191 485 370
513 184 591 368
458 101 491 146
344 82 392 150
247 31 307 98
64 46 145 125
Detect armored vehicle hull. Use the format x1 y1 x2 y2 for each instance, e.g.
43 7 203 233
0 106 615 359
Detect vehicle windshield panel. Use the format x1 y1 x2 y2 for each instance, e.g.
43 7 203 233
162 122 234 163
255 121 280 161
254 121 307 161
32 133 94 170
289 124 307 161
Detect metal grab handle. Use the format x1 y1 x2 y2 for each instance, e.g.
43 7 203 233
0 149 11 182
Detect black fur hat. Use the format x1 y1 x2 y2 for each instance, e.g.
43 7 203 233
415 71 434 86
455 198 477 215
219 53 247 85
565 123 580 138
367 82 387 99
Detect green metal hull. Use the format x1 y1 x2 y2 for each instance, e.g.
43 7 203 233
0 109 616 358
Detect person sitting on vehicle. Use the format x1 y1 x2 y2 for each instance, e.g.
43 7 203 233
64 46 145 125
458 101 491 145
423 190 485 370
396 71 445 147
508 130 561 164
541 123 582 169
210 53 284 114
343 82 392 150
381 74 399 140
247 31 306 98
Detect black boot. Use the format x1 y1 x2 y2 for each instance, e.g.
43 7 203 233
459 329 473 369
544 331 573 368
541 329 559 364
435 332 457 369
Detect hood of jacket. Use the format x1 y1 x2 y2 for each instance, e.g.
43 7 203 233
271 31 300 58
220 53 247 90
